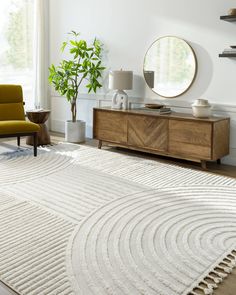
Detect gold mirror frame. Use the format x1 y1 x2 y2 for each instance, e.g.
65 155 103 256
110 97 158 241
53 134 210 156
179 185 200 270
143 36 197 98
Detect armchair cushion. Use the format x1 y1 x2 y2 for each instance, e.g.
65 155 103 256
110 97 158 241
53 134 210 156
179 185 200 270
0 85 23 103
0 85 39 157
0 103 25 121
0 121 40 135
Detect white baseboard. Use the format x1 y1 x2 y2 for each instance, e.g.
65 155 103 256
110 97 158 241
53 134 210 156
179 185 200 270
51 120 65 134
222 149 236 166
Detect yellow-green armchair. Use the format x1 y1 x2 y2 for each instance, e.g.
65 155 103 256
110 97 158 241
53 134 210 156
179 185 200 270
0 85 40 156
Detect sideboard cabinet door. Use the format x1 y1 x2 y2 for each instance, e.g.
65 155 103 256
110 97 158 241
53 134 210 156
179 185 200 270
93 110 127 144
128 115 168 152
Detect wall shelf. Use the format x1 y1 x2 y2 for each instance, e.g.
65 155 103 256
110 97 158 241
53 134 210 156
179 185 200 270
220 14 236 57
220 15 236 22
219 53 236 58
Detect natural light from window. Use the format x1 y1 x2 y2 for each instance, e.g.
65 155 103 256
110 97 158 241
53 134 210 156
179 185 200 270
0 0 34 109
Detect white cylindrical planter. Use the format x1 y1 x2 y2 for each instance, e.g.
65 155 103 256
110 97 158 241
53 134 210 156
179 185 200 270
65 120 86 143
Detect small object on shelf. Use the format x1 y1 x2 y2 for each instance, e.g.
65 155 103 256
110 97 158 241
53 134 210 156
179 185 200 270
222 48 236 53
192 99 212 118
144 103 164 109
219 12 236 57
219 48 236 58
228 8 236 16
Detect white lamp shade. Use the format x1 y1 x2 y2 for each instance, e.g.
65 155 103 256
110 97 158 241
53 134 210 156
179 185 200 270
109 70 133 90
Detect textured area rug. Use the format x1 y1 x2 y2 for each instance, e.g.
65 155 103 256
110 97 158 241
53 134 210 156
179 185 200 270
71 187 236 295
0 143 236 295
0 192 75 295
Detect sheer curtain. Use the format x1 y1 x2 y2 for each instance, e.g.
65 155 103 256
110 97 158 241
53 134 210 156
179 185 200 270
0 0 49 110
0 0 34 109
33 0 49 110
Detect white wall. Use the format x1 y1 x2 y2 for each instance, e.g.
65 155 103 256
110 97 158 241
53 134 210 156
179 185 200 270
49 0 236 165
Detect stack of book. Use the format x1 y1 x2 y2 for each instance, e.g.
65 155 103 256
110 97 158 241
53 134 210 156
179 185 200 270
156 107 171 114
140 107 172 114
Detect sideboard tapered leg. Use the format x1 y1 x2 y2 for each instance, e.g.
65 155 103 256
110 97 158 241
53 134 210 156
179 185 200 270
98 140 102 149
201 160 207 170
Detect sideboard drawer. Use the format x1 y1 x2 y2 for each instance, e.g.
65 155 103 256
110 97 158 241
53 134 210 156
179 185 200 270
94 110 127 143
169 142 211 159
169 120 212 159
128 115 168 152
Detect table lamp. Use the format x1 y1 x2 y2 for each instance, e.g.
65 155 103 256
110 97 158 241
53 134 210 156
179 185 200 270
109 70 133 110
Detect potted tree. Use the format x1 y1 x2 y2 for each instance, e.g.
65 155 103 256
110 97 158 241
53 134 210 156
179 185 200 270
49 31 105 142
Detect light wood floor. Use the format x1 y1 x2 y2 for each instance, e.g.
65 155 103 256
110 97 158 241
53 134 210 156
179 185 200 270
0 133 236 295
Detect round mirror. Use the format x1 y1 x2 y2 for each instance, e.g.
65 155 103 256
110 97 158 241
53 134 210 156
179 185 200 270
143 36 197 98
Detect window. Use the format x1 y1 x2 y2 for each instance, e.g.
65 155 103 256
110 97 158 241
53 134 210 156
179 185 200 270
0 0 34 109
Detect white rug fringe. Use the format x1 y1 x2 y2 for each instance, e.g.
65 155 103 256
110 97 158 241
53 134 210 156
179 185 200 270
188 249 236 295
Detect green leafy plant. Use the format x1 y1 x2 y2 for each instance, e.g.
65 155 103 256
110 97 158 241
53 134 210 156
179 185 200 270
49 31 105 122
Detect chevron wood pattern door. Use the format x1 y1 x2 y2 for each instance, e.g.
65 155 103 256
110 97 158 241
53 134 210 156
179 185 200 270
128 115 168 151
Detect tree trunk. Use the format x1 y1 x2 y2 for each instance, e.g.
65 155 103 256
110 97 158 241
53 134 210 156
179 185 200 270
71 100 77 122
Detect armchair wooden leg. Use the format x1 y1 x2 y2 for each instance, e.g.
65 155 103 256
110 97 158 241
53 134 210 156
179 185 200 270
33 133 38 157
17 136 20 146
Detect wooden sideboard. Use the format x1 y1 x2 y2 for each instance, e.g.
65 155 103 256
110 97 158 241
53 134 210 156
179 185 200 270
93 108 230 169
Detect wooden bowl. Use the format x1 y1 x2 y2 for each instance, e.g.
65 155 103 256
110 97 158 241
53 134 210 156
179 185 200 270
145 104 164 109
